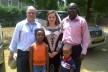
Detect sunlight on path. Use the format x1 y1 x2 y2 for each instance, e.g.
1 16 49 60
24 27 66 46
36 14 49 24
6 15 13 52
103 27 108 34
4 49 16 72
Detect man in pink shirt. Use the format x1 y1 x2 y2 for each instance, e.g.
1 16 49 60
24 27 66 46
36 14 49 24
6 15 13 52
61 3 90 72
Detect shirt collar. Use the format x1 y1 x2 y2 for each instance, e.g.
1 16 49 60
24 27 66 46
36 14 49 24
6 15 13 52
63 56 72 63
66 15 79 21
25 19 37 25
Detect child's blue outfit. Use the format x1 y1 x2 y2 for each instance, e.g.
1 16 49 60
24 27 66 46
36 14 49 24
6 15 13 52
60 56 76 72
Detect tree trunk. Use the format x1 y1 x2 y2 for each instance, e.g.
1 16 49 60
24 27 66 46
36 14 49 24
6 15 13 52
86 0 93 22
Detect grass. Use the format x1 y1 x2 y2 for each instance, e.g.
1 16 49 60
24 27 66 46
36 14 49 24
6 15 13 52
2 27 15 49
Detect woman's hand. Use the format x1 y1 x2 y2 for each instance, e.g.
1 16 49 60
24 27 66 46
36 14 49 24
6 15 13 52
49 52 58 58
51 52 58 58
49 53 53 58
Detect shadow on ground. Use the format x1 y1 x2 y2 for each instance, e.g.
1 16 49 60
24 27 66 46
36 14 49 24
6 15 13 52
81 37 108 72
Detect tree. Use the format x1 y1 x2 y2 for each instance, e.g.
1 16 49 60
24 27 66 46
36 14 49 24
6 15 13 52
93 0 108 13
86 0 93 22
66 0 108 23
19 0 58 10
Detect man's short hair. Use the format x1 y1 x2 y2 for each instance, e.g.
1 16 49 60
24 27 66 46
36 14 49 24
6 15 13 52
26 6 37 13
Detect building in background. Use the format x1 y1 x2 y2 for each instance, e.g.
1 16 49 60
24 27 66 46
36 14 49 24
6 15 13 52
0 0 25 8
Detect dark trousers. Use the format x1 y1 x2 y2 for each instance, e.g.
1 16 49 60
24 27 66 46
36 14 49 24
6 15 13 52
71 45 82 72
17 49 30 72
49 53 60 72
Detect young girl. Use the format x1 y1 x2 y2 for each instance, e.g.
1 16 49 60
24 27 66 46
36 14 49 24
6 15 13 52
60 44 76 72
29 28 49 72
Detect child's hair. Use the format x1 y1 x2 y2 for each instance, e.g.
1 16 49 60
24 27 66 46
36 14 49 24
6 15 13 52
63 44 72 51
34 28 45 36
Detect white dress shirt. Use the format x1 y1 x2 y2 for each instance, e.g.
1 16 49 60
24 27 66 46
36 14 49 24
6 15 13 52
9 19 42 52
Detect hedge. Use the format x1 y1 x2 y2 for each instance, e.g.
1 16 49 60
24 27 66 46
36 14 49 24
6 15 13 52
0 5 27 27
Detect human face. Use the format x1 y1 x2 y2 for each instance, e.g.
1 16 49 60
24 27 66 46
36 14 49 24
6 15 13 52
36 31 44 43
26 9 36 23
63 49 71 58
47 13 56 25
68 4 77 20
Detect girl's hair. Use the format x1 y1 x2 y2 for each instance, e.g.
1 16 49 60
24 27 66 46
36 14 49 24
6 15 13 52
34 28 45 36
46 10 59 26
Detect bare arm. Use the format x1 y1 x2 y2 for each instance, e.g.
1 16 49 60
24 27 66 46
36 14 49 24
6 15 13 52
29 45 33 72
46 45 49 72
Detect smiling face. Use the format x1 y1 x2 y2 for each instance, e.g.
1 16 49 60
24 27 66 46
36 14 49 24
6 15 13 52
26 6 36 23
68 3 78 20
46 10 58 26
63 49 72 58
35 28 45 43
63 44 72 58
35 30 44 43
48 13 56 25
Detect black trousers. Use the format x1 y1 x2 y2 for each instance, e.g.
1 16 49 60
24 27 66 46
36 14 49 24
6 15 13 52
17 49 30 72
49 53 60 72
71 45 82 72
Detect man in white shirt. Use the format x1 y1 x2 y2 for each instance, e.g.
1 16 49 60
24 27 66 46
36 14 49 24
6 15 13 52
8 6 42 72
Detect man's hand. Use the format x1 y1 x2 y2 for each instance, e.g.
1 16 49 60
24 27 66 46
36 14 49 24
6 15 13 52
8 51 14 62
80 54 86 61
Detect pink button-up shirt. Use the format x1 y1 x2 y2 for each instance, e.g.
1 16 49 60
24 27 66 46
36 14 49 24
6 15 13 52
61 15 90 55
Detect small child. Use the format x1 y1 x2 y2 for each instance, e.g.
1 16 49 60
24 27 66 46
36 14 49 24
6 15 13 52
60 44 76 72
29 28 49 72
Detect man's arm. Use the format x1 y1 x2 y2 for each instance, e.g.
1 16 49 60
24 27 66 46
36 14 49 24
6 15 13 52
8 23 21 63
8 51 14 63
9 23 21 52
81 18 90 60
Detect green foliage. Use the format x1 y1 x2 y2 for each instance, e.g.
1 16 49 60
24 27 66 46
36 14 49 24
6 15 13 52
6 6 22 26
20 6 28 20
0 5 23 27
0 5 7 18
35 0 58 10
34 0 51 9
93 0 108 13
58 4 67 11
0 0 108 26
66 0 87 13
19 0 34 5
